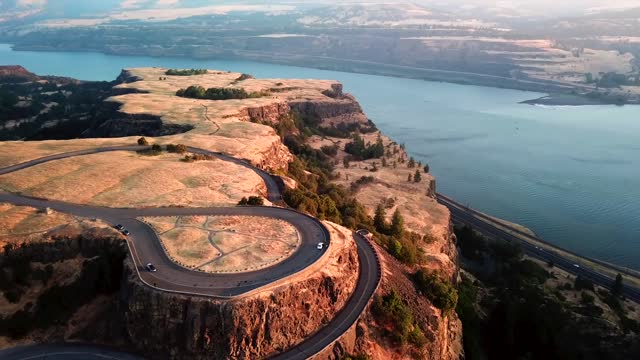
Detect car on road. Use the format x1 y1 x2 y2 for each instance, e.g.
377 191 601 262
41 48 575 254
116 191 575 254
573 264 580 268
115 224 124 230
317 242 325 250
122 229 130 236
356 229 373 240
146 263 157 272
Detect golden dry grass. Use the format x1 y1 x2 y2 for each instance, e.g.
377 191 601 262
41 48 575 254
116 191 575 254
0 203 117 247
143 215 300 273
0 151 266 208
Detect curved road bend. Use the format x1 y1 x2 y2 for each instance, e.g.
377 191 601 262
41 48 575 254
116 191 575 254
269 233 381 360
437 194 640 303
0 146 381 358
0 344 143 360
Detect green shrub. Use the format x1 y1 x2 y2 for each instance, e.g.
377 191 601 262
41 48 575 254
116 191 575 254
321 144 339 156
407 325 427 347
372 291 415 344
137 137 149 146
574 276 594 291
413 270 458 313
165 69 207 76
176 86 269 100
166 143 188 154
580 291 595 305
238 196 264 206
181 154 215 162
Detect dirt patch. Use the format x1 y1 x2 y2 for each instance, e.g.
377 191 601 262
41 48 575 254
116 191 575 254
142 215 300 273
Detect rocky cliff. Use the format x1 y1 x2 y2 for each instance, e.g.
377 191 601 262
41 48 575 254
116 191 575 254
288 94 368 127
118 223 359 359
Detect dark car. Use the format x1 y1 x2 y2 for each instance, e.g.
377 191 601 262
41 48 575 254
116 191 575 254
146 263 157 272
122 229 130 236
115 224 124 230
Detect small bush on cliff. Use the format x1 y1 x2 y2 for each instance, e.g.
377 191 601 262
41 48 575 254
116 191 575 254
137 137 149 146
372 290 426 346
165 68 207 76
166 143 188 154
181 154 215 162
238 196 264 206
413 270 458 313
320 144 339 156
137 144 162 156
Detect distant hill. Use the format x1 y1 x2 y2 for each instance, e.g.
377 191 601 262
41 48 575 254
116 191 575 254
0 65 39 82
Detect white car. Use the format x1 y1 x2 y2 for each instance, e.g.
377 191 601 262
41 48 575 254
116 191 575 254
146 263 157 272
317 242 325 250
573 264 580 268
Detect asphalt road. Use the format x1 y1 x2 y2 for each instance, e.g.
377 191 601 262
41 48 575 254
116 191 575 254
0 344 143 360
0 145 381 359
437 194 640 303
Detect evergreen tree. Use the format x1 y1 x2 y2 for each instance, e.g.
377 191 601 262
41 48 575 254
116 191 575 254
391 209 405 237
414 169 421 183
612 273 624 296
407 173 413 182
374 204 387 233
408 157 416 168
423 164 430 173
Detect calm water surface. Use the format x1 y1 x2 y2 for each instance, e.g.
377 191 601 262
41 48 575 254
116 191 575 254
1 44 639 269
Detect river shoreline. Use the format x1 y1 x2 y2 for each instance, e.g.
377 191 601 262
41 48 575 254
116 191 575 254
521 94 628 106
7 43 637 107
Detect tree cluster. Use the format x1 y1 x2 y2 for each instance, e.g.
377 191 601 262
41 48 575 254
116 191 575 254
176 86 269 100
165 68 207 76
344 134 384 160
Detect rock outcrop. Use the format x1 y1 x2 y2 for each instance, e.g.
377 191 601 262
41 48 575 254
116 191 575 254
289 94 368 127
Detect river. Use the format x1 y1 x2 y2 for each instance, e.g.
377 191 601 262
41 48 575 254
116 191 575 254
1 43 639 270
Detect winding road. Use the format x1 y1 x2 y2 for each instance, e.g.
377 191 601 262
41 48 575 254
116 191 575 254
0 145 381 359
437 194 640 303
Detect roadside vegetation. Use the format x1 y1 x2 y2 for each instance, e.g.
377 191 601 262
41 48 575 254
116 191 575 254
455 225 640 360
238 196 264 206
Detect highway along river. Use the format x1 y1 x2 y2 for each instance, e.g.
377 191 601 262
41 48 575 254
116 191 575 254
2 43 639 270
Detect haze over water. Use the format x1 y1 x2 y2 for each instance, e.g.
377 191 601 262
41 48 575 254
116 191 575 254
2 44 639 270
